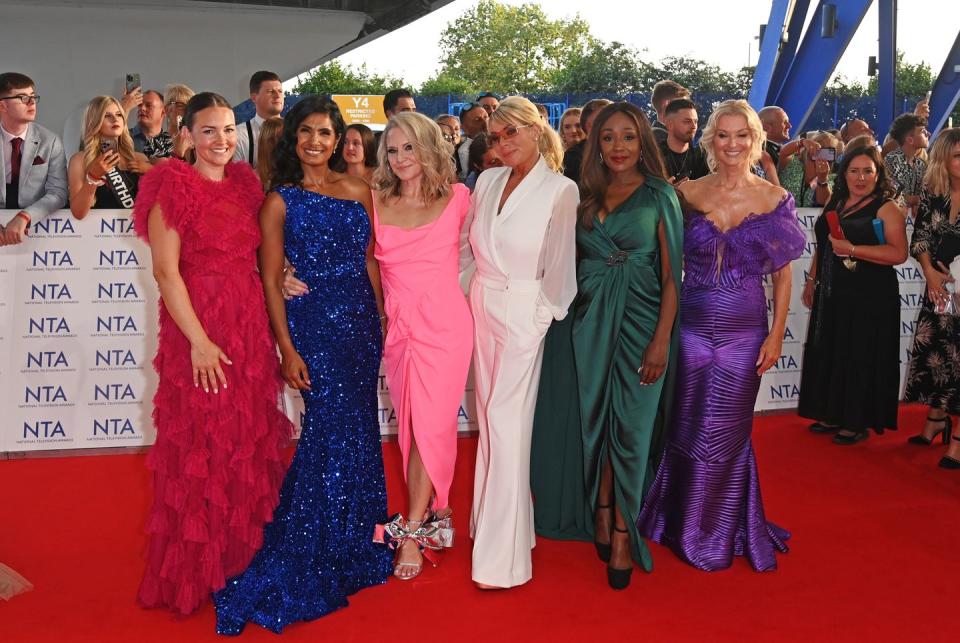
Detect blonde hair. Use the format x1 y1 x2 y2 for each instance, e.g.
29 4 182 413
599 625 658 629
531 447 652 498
164 84 194 107
923 128 960 197
490 96 564 173
374 111 455 205
80 96 136 172
256 116 284 191
700 99 766 172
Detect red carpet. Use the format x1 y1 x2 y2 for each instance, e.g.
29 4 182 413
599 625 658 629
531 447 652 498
1 405 957 642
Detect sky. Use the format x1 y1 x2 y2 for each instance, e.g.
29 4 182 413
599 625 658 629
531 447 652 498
315 0 959 90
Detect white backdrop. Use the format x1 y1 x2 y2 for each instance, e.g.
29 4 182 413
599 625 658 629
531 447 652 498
0 207 919 453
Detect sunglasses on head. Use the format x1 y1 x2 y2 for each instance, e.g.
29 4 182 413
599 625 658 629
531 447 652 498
488 124 532 146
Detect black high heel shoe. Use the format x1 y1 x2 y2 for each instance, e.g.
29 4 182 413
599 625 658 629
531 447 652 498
939 431 960 469
908 415 952 446
594 503 612 563
606 526 633 590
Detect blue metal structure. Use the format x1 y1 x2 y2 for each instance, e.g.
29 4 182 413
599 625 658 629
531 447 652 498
876 0 897 138
928 30 960 137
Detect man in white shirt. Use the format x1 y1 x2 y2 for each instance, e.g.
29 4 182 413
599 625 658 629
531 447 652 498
0 72 67 245
457 102 489 180
233 71 284 169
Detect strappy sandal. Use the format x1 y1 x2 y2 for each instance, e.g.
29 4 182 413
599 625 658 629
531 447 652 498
908 415 952 446
939 431 960 470
607 526 633 590
594 502 612 562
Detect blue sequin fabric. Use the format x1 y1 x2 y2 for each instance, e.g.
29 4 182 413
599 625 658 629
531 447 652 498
213 188 392 635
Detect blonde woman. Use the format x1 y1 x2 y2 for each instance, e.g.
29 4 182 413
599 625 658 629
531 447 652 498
164 84 195 160
371 111 473 580
638 100 805 571
558 106 584 150
67 95 150 219
255 115 283 191
464 96 578 589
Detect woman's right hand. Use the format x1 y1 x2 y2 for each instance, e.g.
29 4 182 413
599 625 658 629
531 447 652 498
924 261 955 309
190 338 232 394
87 151 120 180
280 349 312 391
281 264 309 300
801 279 816 309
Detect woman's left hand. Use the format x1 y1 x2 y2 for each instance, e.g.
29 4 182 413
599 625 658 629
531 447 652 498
756 333 783 375
638 340 668 385
828 234 854 257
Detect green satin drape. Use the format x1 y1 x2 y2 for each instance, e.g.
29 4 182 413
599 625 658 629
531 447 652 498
572 179 683 571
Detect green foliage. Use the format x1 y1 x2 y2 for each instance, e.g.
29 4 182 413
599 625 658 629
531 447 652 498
552 41 658 95
867 51 934 97
419 71 478 96
292 60 406 96
434 0 593 94
655 57 751 96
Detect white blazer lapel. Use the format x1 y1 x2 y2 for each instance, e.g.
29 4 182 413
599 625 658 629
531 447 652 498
483 167 511 271
495 156 547 224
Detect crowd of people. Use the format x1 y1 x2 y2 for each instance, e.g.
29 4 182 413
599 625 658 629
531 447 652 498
2 67 960 633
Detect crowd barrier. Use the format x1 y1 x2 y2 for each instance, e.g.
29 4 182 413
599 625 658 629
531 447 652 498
0 208 921 453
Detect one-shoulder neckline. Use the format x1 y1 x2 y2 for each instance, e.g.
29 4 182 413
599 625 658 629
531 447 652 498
281 185 364 209
695 193 792 235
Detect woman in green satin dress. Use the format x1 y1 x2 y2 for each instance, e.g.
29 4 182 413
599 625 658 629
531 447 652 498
533 102 682 589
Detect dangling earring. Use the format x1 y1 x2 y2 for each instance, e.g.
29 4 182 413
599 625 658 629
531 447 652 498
599 152 605 165
638 149 644 164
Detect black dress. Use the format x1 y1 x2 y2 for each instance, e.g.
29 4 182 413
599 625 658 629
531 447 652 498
798 197 901 433
903 190 960 413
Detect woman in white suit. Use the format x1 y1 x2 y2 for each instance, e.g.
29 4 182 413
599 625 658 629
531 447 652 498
464 96 578 589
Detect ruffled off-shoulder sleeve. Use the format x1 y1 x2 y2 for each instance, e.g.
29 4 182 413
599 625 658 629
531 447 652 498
753 193 805 275
132 159 194 243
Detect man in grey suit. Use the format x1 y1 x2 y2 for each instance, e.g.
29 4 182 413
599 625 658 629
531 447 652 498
0 72 67 245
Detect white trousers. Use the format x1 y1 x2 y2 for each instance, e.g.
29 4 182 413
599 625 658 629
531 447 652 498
469 274 553 587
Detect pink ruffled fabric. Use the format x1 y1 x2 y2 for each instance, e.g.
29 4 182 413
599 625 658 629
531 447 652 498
133 160 292 616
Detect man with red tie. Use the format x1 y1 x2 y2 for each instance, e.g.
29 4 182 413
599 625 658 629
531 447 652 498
0 72 67 245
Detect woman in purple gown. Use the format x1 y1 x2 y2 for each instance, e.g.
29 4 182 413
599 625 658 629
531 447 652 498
638 100 805 572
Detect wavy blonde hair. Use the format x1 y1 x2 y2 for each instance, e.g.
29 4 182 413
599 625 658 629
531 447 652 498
700 99 766 172
374 111 455 205
923 127 960 197
490 96 564 173
80 95 136 171
164 83 195 107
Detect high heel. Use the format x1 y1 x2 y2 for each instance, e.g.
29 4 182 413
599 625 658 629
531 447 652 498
939 431 960 469
374 512 454 581
606 526 633 590
908 415 952 446
594 503 612 563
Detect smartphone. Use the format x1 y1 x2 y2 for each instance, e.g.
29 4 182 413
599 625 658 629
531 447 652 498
826 211 845 239
100 138 118 154
814 147 836 162
125 73 141 93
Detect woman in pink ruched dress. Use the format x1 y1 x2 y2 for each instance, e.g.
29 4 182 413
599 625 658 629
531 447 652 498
372 112 473 580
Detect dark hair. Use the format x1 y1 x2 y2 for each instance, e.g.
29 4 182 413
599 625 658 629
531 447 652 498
183 92 232 130
468 132 493 173
0 72 35 96
651 80 690 115
579 102 667 229
273 95 346 188
664 98 697 118
824 144 897 211
384 88 413 113
579 98 613 131
142 89 164 103
460 102 485 118
477 92 499 101
889 113 927 145
249 70 281 94
333 122 377 171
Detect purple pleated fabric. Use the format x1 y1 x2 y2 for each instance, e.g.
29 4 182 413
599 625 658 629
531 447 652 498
638 195 804 572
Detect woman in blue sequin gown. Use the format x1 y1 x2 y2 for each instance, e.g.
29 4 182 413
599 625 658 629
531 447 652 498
214 97 392 635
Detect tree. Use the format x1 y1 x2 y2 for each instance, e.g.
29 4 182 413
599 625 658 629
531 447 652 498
419 71 478 96
551 41 658 95
292 60 406 96
867 51 934 97
655 56 747 96
434 0 593 95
